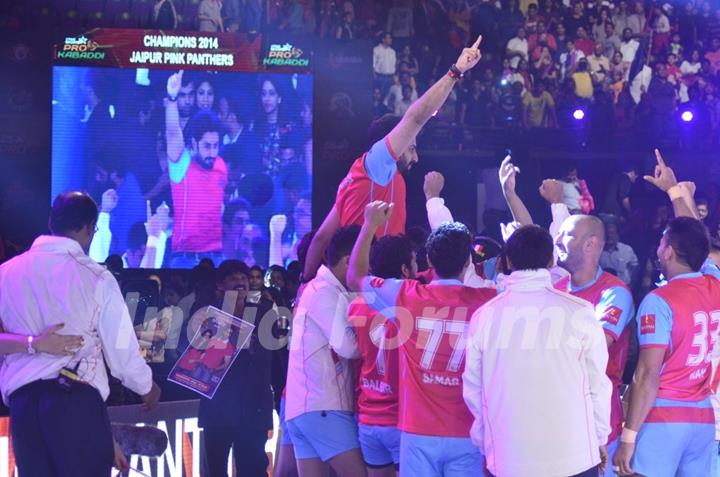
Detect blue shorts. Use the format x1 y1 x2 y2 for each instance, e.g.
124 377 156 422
399 432 486 477
632 399 714 477
358 424 401 467
286 411 360 462
713 441 720 477
279 397 293 446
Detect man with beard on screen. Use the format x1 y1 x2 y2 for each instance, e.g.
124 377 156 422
166 70 227 268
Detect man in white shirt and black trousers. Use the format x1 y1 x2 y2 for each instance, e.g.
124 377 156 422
0 191 161 477
463 224 612 477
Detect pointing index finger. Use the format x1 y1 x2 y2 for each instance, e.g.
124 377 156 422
654 148 666 168
472 35 483 49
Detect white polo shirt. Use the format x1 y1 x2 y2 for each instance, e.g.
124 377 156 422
285 265 359 421
0 236 153 404
463 269 611 477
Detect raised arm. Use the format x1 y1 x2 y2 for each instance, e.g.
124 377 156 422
165 70 185 163
424 171 454 231
302 205 341 281
499 155 533 226
89 189 118 263
347 201 393 292
386 35 483 159
643 149 698 219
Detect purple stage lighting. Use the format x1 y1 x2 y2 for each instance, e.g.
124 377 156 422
572 109 585 120
681 111 693 122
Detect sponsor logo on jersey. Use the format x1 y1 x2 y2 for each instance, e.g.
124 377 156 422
602 305 622 326
640 314 656 334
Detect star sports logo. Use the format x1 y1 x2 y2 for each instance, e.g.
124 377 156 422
640 314 656 334
58 35 105 60
263 43 309 67
602 306 622 326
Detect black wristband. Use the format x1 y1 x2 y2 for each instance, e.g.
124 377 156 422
166 94 178 102
448 64 464 80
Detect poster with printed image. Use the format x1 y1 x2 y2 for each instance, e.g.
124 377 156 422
168 306 255 399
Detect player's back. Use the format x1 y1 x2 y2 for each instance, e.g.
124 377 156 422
648 274 720 402
394 280 496 437
348 296 399 427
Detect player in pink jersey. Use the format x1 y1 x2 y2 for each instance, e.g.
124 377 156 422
165 70 227 268
553 214 635 476
348 235 417 476
348 202 496 476
613 217 720 476
303 36 485 282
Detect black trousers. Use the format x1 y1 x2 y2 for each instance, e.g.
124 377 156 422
203 424 269 477
9 380 114 477
490 465 599 477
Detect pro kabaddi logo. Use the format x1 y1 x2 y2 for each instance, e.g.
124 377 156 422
58 36 105 60
263 43 309 67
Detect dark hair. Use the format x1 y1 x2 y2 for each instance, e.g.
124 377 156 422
664 217 710 271
710 236 720 252
326 225 361 267
127 222 148 252
367 114 401 148
249 265 264 275
186 110 223 146
217 259 250 282
370 235 414 279
105 254 123 274
181 71 196 88
49 192 98 234
222 198 251 226
696 197 709 207
506 225 554 271
426 222 472 279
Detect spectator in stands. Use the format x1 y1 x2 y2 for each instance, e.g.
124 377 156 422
602 22 621 58
240 0 262 33
564 1 588 39
386 0 414 51
652 4 671 55
460 79 493 129
600 163 637 221
599 221 638 286
395 85 414 115
529 21 558 60
705 37 720 74
612 0 630 35
152 0 178 29
592 7 611 44
496 81 525 128
572 58 594 100
385 72 418 113
372 87 390 119
575 26 594 56
198 0 223 32
554 23 570 62
279 0 305 34
499 0 525 44
610 50 628 79
523 80 556 128
373 32 397 94
626 1 646 36
619 27 640 70
397 45 419 77
506 26 529 69
587 41 610 84
645 63 677 138
696 198 710 225
335 11 356 41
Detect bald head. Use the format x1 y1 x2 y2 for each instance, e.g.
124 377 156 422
555 214 605 273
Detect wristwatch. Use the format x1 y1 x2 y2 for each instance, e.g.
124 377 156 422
27 335 36 354
166 93 178 102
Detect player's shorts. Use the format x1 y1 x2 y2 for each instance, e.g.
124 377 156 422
286 411 360 462
278 397 293 446
631 398 715 477
601 438 619 477
358 424 401 467
399 432 486 477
